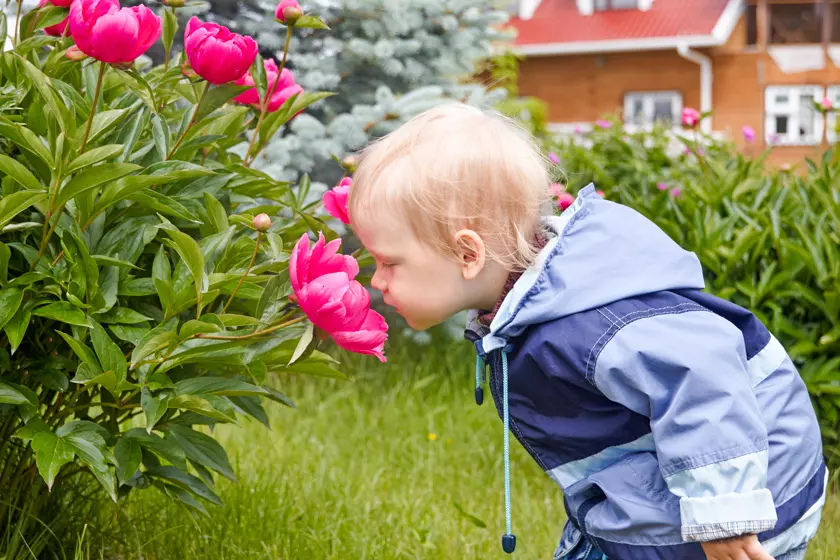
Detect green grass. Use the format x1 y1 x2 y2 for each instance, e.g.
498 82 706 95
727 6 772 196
94 339 838 559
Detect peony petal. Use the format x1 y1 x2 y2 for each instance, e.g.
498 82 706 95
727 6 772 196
128 5 162 59
88 10 139 63
289 233 311 296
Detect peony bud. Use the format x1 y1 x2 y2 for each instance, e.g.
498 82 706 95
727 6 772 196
65 45 87 61
342 154 360 173
252 213 272 232
275 0 303 24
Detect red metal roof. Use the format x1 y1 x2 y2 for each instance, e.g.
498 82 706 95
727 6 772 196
511 0 732 46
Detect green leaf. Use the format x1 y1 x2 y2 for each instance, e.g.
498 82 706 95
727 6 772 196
178 319 221 340
162 8 178 60
115 437 142 485
33 302 89 327
141 387 172 434
55 163 140 208
151 114 170 160
96 307 153 324
16 56 73 134
0 242 9 285
174 377 269 397
167 395 237 423
203 192 229 234
160 221 208 310
87 109 129 144
32 432 75 489
66 145 124 174
252 53 267 104
131 331 177 369
167 424 235 481
4 301 32 355
57 331 101 371
195 84 250 123
124 428 188 470
453 501 487 529
288 322 314 366
15 418 50 442
0 382 28 405
258 91 335 149
92 255 141 270
0 118 53 169
0 287 24 331
0 12 6 51
0 153 43 191
145 465 222 505
0 191 48 230
90 319 127 386
294 14 330 29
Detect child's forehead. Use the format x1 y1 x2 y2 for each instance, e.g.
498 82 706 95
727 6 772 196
354 212 413 248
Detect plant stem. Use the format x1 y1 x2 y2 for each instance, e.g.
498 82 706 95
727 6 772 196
167 81 208 160
195 314 306 341
222 232 261 314
13 0 23 45
243 26 293 167
79 62 107 153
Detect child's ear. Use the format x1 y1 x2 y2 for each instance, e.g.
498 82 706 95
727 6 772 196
453 229 486 280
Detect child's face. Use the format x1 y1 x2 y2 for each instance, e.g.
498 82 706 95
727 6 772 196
354 217 471 331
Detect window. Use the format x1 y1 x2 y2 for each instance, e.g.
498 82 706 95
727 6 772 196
769 4 824 44
624 91 682 128
594 0 637 11
764 86 824 145
746 5 758 47
827 86 840 143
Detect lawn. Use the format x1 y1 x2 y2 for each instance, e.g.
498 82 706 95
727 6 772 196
94 339 839 559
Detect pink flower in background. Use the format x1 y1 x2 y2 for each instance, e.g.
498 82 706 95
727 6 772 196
596 190 605 198
742 125 756 143
595 119 612 129
69 0 161 64
670 188 682 198
574 125 582 134
681 107 701 128
289 233 359 294
290 234 388 362
548 152 560 164
322 177 351 224
557 192 575 211
234 58 302 112
275 0 303 23
39 0 70 35
656 182 669 191
822 97 833 111
549 183 565 198
184 17 257 84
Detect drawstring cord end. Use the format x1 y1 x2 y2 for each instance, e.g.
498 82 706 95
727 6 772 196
502 534 516 553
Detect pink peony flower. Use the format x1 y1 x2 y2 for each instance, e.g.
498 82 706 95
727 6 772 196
742 125 756 143
548 152 560 164
595 119 612 129
289 233 359 296
290 234 388 362
184 17 257 85
822 97 833 111
656 182 669 191
681 108 701 128
549 183 565 198
322 177 351 224
234 58 302 112
596 190 605 198
557 192 575 211
275 0 303 23
39 0 70 36
69 0 161 64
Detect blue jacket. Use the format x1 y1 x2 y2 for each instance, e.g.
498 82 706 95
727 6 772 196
465 186 826 559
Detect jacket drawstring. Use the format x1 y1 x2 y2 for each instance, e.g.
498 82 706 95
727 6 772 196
474 346 516 554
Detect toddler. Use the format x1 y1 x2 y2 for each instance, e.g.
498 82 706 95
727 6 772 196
347 104 825 560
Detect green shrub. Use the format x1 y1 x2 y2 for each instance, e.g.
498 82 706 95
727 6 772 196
0 6 357 558
551 122 840 468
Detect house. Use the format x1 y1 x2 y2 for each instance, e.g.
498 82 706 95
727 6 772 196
508 0 840 163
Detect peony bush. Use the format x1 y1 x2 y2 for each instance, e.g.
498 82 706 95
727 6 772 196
0 0 385 556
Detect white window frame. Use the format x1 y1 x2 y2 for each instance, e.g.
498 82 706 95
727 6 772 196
764 85 824 146
826 86 840 144
623 91 682 129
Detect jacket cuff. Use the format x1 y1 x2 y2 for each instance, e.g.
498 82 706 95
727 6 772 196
680 489 777 542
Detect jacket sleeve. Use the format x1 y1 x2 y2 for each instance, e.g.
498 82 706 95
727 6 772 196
592 309 777 543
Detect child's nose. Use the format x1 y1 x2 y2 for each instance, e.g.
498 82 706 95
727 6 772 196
371 268 387 293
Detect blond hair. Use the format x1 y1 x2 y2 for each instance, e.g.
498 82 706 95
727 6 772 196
348 103 551 271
